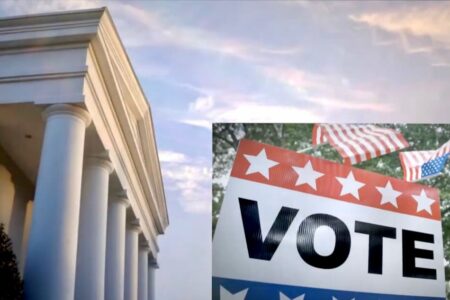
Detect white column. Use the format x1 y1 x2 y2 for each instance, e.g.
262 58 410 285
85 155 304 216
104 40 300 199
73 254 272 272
20 199 33 274
124 219 141 300
0 164 14 233
24 104 91 300
148 259 158 300
8 177 29 266
138 242 150 300
105 191 129 300
75 152 113 300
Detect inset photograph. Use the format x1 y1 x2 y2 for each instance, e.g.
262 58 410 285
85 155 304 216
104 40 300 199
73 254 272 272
213 123 449 300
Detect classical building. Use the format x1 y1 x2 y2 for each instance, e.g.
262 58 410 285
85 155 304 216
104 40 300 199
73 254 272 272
0 7 169 300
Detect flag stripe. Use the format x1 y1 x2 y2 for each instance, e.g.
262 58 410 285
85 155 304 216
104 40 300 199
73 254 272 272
348 125 379 159
354 125 385 158
370 125 406 150
323 124 358 164
364 126 396 153
313 124 409 165
312 123 327 146
332 124 366 162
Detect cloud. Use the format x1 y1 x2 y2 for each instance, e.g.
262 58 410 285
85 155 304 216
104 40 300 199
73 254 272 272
180 100 322 130
189 95 214 112
159 150 187 163
176 83 318 128
349 6 450 69
176 62 392 131
431 62 450 68
257 46 303 56
350 6 450 45
105 3 306 65
0 0 251 60
261 65 393 112
181 119 212 130
0 0 306 66
349 5 450 63
107 3 260 62
162 162 211 214
210 102 320 122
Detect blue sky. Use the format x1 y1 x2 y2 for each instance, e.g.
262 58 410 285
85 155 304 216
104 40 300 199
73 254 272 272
1 1 450 299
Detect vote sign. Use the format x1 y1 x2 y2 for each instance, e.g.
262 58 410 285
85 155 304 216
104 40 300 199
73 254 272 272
213 139 445 300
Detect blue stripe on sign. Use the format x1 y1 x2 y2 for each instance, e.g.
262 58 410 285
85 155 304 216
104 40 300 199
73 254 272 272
212 277 445 300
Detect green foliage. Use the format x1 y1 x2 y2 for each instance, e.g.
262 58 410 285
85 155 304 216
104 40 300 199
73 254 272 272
0 223 23 300
212 123 450 290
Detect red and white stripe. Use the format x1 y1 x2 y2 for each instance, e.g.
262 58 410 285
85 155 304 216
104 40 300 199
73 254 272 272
399 151 434 182
399 140 450 181
433 140 450 159
312 124 409 165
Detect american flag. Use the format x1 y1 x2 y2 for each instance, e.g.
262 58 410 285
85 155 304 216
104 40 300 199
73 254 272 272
399 140 450 182
312 124 409 165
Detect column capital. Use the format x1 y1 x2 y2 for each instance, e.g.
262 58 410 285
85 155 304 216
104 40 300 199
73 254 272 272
110 190 130 207
42 104 91 127
127 218 141 232
85 151 114 174
148 257 159 269
139 241 151 253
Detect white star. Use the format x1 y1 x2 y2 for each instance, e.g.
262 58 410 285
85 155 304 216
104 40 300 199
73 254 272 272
412 189 435 215
336 171 365 200
376 181 402 208
292 161 324 190
220 286 248 300
280 292 305 300
243 148 279 179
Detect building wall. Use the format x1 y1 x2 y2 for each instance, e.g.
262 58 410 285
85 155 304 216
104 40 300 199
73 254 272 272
0 144 34 274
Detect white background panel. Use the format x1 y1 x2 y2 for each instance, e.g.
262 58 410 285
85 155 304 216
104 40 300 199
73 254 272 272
213 178 445 297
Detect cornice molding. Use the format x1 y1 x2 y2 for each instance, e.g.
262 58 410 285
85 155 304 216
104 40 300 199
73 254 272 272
0 70 87 84
85 11 169 229
0 8 105 27
83 52 164 250
0 8 105 49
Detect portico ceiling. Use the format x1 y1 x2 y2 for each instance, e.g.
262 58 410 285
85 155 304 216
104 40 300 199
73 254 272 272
0 103 44 184
0 103 108 186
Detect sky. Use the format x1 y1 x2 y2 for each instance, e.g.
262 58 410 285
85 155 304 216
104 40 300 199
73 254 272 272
0 1 449 299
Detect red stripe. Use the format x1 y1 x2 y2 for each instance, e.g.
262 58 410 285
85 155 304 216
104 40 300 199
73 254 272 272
331 124 364 164
322 125 355 164
394 130 410 148
359 126 400 160
378 129 401 153
342 125 373 160
399 153 409 181
401 152 421 182
337 124 370 162
312 124 320 146
350 125 383 158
